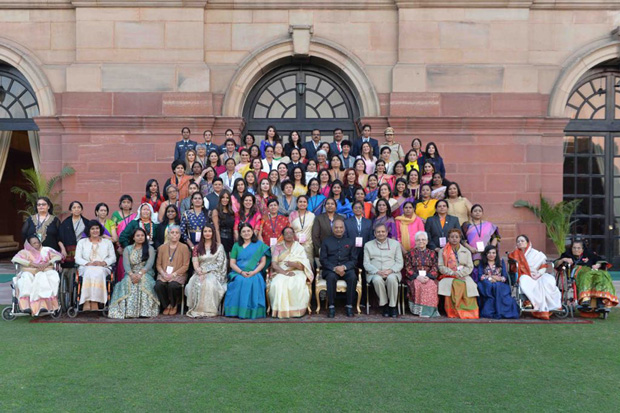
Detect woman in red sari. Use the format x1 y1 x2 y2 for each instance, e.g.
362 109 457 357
260 198 289 247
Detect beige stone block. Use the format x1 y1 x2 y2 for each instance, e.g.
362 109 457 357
350 10 397 23
503 65 538 93
462 49 528 65
0 22 51 50
252 10 288 23
165 22 203 49
399 48 463 64
537 66 560 94
205 23 232 51
77 48 140 63
370 22 398 51
315 22 371 51
66 64 101 92
77 8 139 21
490 22 528 51
573 10 615 24
141 8 204 22
528 50 569 65
365 65 392 93
102 64 175 92
427 65 504 93
351 50 397 66
231 23 288 51
530 10 574 24
34 50 75 64
205 51 248 65
51 22 75 50
115 22 164 49
177 64 210 92
205 9 252 24
313 10 351 24
209 65 236 94
30 10 75 22
0 10 30 22
463 9 529 21
528 24 555 51
399 8 465 22
139 49 203 63
399 22 439 50
289 10 313 25
42 65 66 93
439 22 489 49
76 21 113 49
392 64 425 92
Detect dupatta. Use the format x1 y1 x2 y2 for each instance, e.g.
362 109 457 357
440 243 459 279
12 241 62 267
395 214 425 251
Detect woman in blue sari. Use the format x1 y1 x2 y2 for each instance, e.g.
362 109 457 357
477 245 519 319
306 178 326 215
224 223 271 319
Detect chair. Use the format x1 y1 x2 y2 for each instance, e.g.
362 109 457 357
315 267 362 314
265 268 312 315
365 274 402 315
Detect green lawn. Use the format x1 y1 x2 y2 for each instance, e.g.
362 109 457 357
1 310 619 412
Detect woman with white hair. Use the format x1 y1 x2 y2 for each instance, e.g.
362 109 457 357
404 230 440 317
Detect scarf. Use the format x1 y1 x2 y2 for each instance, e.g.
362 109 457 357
442 243 459 274
508 243 547 280
395 214 423 251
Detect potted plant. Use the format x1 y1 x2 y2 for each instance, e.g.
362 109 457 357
10 166 75 220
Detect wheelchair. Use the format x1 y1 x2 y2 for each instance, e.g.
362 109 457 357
506 256 571 319
64 264 116 318
555 263 610 320
2 262 62 321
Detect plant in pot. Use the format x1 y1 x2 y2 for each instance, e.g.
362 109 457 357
11 166 75 220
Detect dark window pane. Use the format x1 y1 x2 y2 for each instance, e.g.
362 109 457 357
563 157 575 174
591 218 605 234
592 175 605 193
592 197 605 215
576 136 591 154
576 200 590 215
591 157 605 175
576 177 590 194
576 157 590 174
563 176 575 194
574 217 589 234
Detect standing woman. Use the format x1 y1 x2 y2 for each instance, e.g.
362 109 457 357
392 178 415 218
260 125 280 157
255 178 274 217
160 185 180 213
329 180 353 218
94 203 118 243
268 169 282 198
392 161 407 182
208 150 225 175
273 142 290 164
276 162 290 184
154 205 181 250
415 184 437 222
234 193 262 241
250 157 269 182
119 203 158 248
343 168 360 202
212 191 235 254
180 192 210 251
195 144 208 168
395 201 425 254
463 204 500 271
220 158 242 192
354 187 373 219
425 199 461 253
224 223 270 319
249 144 262 161
236 149 252 175
108 228 159 319
59 201 90 268
141 179 165 214
289 195 315 264
230 177 248 213
290 166 307 197
306 178 326 215
245 170 259 195
372 183 398 213
477 245 519 319
111 195 137 281
381 127 405 162
75 220 116 311
431 172 448 200
200 167 216 196
421 142 446 178
186 224 228 318
411 137 424 160
407 169 421 200
240 133 256 152
364 175 379 203
305 159 318 182
404 231 440 317
420 161 435 185
21 196 62 252
404 149 420 173
278 181 297 217
184 149 198 174
372 198 397 239
354 158 369 188
165 160 192 201
446 182 473 227
356 142 376 174
155 226 190 315
328 155 344 182
284 130 302 156
318 169 332 198
260 199 290 246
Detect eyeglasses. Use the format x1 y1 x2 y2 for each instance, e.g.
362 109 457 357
37 203 47 206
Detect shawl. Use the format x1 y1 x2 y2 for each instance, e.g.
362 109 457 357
29 214 55 244
508 243 547 280
442 243 459 274
12 241 62 267
395 214 425 251
272 241 314 282
171 173 192 200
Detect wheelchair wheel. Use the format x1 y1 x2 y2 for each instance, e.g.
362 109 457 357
555 303 570 319
67 307 78 318
2 306 16 321
50 308 62 319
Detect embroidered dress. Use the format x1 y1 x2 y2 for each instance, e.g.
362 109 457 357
261 214 290 245
180 209 210 244
404 248 440 317
268 241 313 318
75 238 116 304
186 244 228 317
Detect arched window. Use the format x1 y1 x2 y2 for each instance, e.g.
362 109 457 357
563 68 620 265
0 63 39 130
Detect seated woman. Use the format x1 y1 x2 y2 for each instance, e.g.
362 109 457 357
289 195 315 264
268 227 313 318
11 235 62 315
477 245 519 319
404 231 439 317
224 223 270 319
186 224 228 318
75 220 117 311
508 234 561 320
108 228 159 319
438 229 479 319
555 240 618 314
155 225 191 315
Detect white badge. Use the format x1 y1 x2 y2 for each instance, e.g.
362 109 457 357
270 238 277 247
439 237 447 248
476 241 485 252
355 237 363 247
166 266 174 274
195 232 201 242
457 266 463 272
299 234 307 243
419 270 427 277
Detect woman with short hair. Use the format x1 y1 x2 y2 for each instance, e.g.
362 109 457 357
404 231 439 317
155 225 190 315
58 201 90 268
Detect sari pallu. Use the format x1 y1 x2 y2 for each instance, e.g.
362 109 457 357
572 265 618 309
438 243 479 319
307 195 326 215
268 241 313 318
224 241 271 319
464 221 500 266
289 211 315 264
186 244 228 318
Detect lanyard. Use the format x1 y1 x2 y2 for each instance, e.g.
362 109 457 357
299 211 307 229
473 221 483 238
168 245 178 263
36 214 46 230
356 217 362 234
268 214 277 233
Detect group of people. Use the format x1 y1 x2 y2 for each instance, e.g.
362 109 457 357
13 125 617 320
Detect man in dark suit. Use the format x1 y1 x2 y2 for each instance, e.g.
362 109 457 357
344 201 374 305
311 198 345 258
202 130 220 155
352 124 380 158
174 127 197 161
320 219 359 318
303 129 322 161
205 177 224 212
424 200 462 253
338 140 355 170
329 128 345 155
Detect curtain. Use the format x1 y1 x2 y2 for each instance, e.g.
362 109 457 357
0 130 12 183
27 130 41 173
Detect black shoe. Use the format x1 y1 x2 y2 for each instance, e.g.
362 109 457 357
328 307 335 318
390 306 398 318
382 305 390 317
345 307 354 317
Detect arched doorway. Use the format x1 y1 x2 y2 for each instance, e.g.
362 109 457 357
562 64 620 266
242 64 360 143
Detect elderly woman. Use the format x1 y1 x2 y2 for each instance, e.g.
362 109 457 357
21 196 62 253
438 228 479 319
268 227 313 318
224 223 271 319
75 220 117 311
508 234 561 320
120 203 159 248
186 224 228 318
58 201 90 268
404 231 439 317
477 245 519 319
555 240 618 314
108 228 159 319
155 225 190 315
11 235 62 315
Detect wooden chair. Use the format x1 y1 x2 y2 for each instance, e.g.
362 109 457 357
315 267 362 314
265 268 312 315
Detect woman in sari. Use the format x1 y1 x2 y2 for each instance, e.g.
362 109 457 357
164 160 192 201
404 231 439 317
438 229 479 319
75 220 117 311
224 223 270 319
290 166 307 198
395 201 425 254
354 187 373 219
508 234 561 320
234 193 262 240
354 158 369 188
318 169 332 198
375 160 395 190
208 150 225 176
407 169 420 200
186 224 228 318
94 202 118 243
477 245 519 319
555 240 618 314
21 196 62 252
430 172 447 200
415 184 437 222
420 161 435 185
58 201 89 269
108 228 159 319
255 178 274 217
372 184 398 213
250 158 268 182
329 180 353 218
446 182 473 226
289 195 315 264
328 155 344 182
392 178 415 218
268 227 313 318
111 195 137 282
120 203 159 248
11 235 62 315
463 204 500 273
372 198 397 239
364 174 379 203
306 178 326 215
260 198 290 246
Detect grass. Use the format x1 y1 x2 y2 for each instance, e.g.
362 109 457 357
1 310 619 412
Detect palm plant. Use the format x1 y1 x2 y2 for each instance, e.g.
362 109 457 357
513 195 581 255
10 166 75 219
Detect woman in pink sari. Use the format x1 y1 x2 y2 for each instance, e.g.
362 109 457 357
462 204 500 280
112 195 137 282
